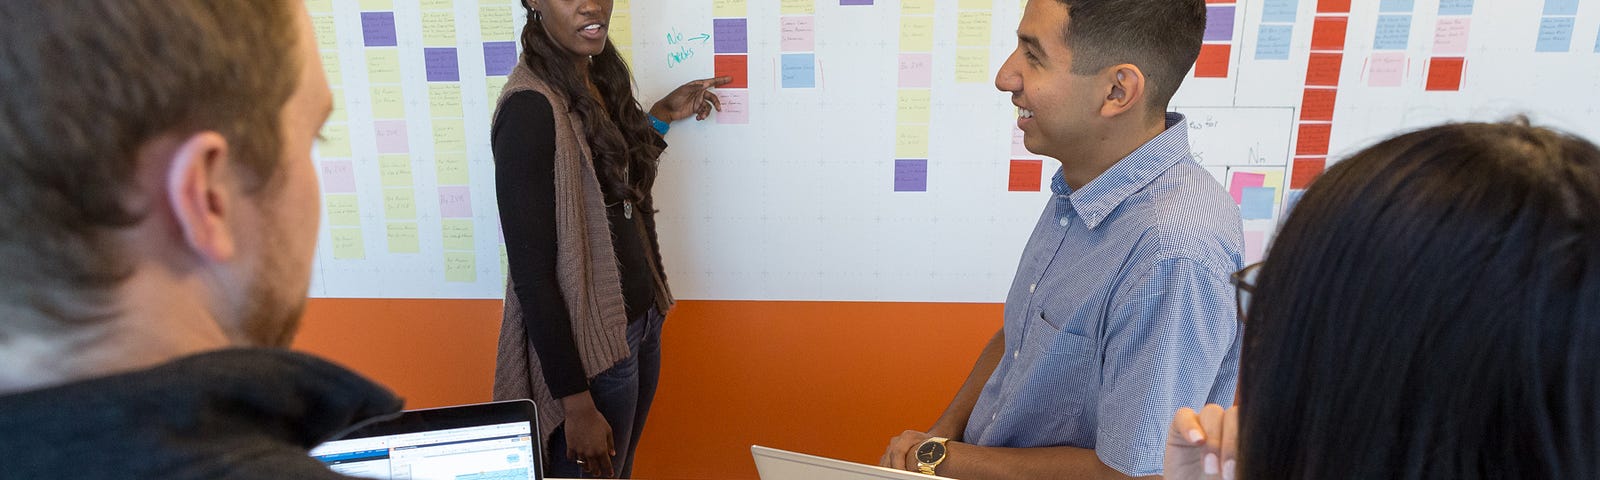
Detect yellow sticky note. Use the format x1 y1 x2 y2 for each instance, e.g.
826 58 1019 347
499 246 509 278
436 153 470 185
326 194 361 227
955 48 990 83
317 124 353 157
380 155 413 187
420 0 454 10
900 16 935 52
442 219 475 251
313 15 339 51
1261 170 1285 192
332 228 366 260
329 89 347 122
960 0 994 9
781 0 814 14
895 124 930 158
366 49 402 84
429 84 464 118
480 6 516 42
897 90 932 124
713 0 747 17
957 11 992 47
306 0 335 14
445 252 477 283
387 222 420 253
433 119 467 153
615 0 631 10
487 76 510 105
320 51 343 85
610 10 633 47
421 11 458 47
370 85 406 119
359 0 393 11
383 188 417 219
903 0 935 15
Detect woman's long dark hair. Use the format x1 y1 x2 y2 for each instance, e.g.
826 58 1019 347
519 5 663 206
1240 120 1600 479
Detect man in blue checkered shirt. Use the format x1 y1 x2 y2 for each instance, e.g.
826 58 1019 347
880 1 1242 478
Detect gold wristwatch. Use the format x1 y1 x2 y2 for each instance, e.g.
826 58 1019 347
914 437 950 475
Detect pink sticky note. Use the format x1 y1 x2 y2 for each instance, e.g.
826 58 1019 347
374 120 410 154
715 89 749 125
1229 172 1266 203
781 16 815 52
898 53 932 88
438 185 473 218
1432 17 1471 55
1244 231 1266 264
1011 128 1036 156
1367 52 1407 87
320 160 357 193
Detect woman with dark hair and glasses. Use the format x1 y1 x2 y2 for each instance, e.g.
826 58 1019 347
1165 119 1600 479
489 0 729 477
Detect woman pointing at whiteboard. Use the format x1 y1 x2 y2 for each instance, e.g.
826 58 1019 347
490 0 729 477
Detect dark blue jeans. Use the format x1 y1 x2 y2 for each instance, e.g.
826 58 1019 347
545 306 663 478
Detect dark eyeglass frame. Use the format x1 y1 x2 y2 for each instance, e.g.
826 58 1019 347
1230 262 1262 323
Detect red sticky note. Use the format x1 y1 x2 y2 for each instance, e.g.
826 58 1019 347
1291 158 1328 189
714 54 748 89
1194 44 1232 78
1317 0 1351 13
1305 52 1343 87
1311 17 1348 51
1008 159 1044 192
1296 123 1332 157
1300 88 1337 121
1425 57 1464 91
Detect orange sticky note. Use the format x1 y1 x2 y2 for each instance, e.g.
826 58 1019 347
1291 158 1327 189
1300 88 1337 121
1195 44 1232 78
1008 159 1043 192
714 54 748 89
1425 57 1464 91
1305 52 1343 86
1311 17 1348 51
1317 0 1351 13
1296 123 1332 157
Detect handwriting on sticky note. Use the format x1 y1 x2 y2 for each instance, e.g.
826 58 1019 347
436 153 470 185
1536 16 1575 53
318 124 353 157
897 90 931 124
424 48 460 82
442 219 475 250
1304 53 1342 86
321 160 358 193
895 159 928 192
1300 88 1337 121
896 124 930 158
1296 123 1332 157
955 49 989 83
387 222 420 254
380 155 413 187
480 6 516 41
332 228 366 260
374 120 410 154
900 16 934 51
366 49 402 83
714 18 748 54
1372 15 1411 50
384 188 417 220
1262 0 1298 22
444 252 476 282
1432 17 1471 55
781 16 816 52
715 90 749 124
430 84 464 117
421 11 457 47
1008 160 1043 192
898 53 933 88
957 11 991 47
1424 57 1464 91
1367 52 1406 87
714 0 747 17
1255 24 1293 60
1311 16 1348 51
714 54 748 88
433 119 467 153
326 194 362 227
781 54 817 88
361 12 398 47
438 186 473 218
902 0 935 14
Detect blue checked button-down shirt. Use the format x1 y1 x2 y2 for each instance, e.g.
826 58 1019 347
964 113 1244 476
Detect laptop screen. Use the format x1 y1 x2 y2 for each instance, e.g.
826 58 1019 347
311 400 541 480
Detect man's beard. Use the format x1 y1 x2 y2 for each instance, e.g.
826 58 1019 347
237 240 306 348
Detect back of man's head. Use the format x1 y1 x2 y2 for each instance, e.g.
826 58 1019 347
0 2 301 336
1057 0 1207 113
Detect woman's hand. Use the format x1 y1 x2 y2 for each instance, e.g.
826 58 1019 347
648 76 732 123
561 392 615 477
1164 404 1239 480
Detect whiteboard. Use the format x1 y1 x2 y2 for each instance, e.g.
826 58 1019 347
305 0 1600 301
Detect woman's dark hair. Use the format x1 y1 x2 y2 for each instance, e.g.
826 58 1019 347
1240 120 1600 479
519 6 662 206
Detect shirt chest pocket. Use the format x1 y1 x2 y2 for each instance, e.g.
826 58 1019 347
1015 311 1097 417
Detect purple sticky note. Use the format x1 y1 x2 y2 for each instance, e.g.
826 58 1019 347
320 160 357 193
714 18 748 54
841 0 874 5
898 53 932 88
895 159 928 192
1228 171 1266 203
424 48 460 82
483 42 517 76
1204 6 1236 42
361 12 398 47
439 186 473 218
374 120 409 154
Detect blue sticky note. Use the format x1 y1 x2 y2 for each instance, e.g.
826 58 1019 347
1439 0 1474 15
1262 0 1298 23
1544 0 1579 16
1255 24 1294 60
424 48 460 82
895 159 927 192
781 53 816 88
483 42 516 76
1285 190 1306 216
1241 187 1277 220
1380 0 1415 12
361 12 398 47
1373 15 1412 50
1537 16 1576 52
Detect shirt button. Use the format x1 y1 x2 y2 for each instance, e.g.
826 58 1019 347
1059 217 1069 227
991 413 998 421
1012 350 1019 359
1028 283 1036 293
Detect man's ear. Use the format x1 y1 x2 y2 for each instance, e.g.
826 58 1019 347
165 131 237 263
1101 64 1146 118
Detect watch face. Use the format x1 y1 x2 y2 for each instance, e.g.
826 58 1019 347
916 441 946 463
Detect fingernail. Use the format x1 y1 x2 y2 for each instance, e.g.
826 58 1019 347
1188 429 1204 443
1204 453 1218 475
1223 459 1236 480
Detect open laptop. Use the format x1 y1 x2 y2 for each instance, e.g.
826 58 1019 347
752 445 945 480
311 400 541 480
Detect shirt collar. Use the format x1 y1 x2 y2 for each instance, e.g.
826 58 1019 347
1052 112 1191 229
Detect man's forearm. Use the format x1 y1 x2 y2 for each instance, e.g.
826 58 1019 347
929 328 1006 439
937 442 1153 480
